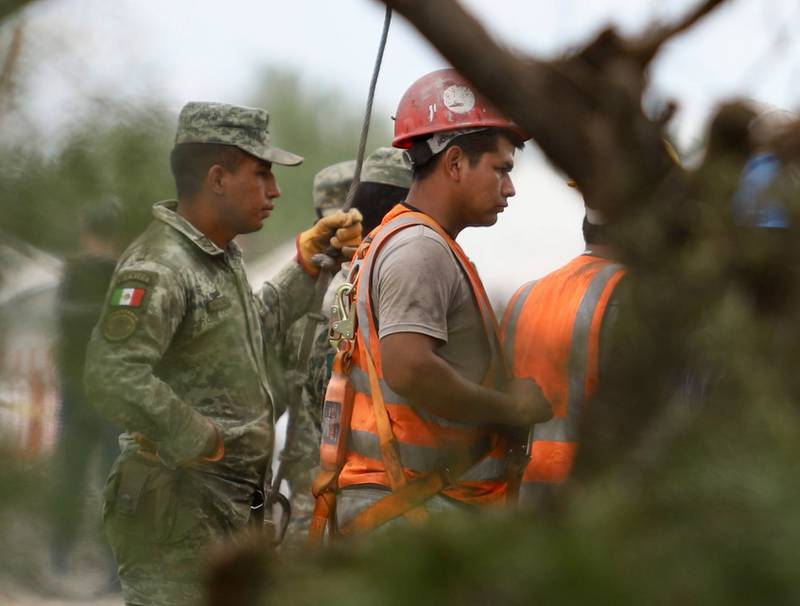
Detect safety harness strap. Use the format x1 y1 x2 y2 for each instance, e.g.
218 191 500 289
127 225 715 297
364 347 430 526
340 473 445 536
308 469 339 545
338 438 483 535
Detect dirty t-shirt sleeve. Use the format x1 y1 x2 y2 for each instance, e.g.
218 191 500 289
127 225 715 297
372 226 459 342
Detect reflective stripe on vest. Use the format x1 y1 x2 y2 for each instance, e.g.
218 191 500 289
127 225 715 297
502 279 537 364
339 205 508 499
503 256 625 499
348 366 478 430
348 430 496 474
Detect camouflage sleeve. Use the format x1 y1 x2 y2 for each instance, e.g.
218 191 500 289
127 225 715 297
264 326 291 420
302 321 333 430
84 261 217 468
258 260 317 343
281 322 328 477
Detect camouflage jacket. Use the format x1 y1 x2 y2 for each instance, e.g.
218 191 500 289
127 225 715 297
278 265 350 479
85 200 315 515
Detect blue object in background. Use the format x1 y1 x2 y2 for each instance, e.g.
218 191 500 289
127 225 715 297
732 153 790 229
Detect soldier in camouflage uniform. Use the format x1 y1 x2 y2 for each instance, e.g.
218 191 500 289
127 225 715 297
279 147 412 545
314 160 357 219
84 101 362 606
277 160 355 547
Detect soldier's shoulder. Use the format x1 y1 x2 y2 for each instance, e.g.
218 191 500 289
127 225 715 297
119 221 195 275
114 235 185 291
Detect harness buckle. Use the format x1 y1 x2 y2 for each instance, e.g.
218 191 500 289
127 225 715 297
329 282 356 349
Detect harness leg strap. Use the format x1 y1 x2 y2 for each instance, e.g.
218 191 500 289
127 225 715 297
339 472 447 536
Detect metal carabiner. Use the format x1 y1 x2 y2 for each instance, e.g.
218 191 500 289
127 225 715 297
329 282 355 349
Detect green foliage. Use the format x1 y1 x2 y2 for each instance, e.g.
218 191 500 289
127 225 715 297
0 67 392 260
0 0 35 24
258 402 800 606
0 104 174 255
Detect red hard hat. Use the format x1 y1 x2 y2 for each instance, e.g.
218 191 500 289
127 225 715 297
392 68 528 149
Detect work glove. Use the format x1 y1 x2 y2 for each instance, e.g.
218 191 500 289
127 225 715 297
296 208 363 276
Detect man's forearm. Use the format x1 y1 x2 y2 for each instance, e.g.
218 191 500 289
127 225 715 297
391 353 523 426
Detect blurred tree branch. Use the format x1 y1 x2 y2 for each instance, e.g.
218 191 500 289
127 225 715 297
0 20 23 104
0 0 34 109
633 0 730 65
379 0 728 219
377 0 762 478
0 0 35 23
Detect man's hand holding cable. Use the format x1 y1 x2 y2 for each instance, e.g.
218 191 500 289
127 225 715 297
296 209 363 276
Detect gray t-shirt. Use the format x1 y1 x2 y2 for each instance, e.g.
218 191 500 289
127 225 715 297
370 225 490 384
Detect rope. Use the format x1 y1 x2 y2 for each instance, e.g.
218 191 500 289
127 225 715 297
267 7 393 544
344 5 393 211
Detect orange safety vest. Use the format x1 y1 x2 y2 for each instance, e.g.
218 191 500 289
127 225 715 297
501 254 625 503
338 204 509 506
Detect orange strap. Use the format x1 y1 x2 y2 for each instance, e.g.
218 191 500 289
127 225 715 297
338 440 482 535
340 472 446 536
308 470 339 546
363 348 430 526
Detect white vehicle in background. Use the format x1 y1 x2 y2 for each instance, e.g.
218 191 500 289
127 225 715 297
0 234 62 457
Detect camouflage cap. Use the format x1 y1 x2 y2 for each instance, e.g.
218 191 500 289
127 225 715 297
174 101 303 166
313 160 355 216
362 147 412 189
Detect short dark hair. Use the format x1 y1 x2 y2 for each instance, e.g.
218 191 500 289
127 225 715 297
407 128 524 181
81 200 122 240
351 182 409 234
170 143 247 198
582 216 609 246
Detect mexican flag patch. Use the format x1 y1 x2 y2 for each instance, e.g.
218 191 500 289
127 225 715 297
110 286 146 307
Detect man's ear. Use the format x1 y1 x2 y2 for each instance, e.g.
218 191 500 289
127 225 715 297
207 164 227 195
442 145 465 182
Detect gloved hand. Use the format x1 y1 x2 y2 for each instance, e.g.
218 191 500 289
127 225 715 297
296 208 363 276
131 419 224 465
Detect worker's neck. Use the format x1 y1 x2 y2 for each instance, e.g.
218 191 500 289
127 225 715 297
405 179 464 239
177 195 233 250
585 242 615 260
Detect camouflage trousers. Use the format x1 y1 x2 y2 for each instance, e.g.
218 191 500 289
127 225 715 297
103 454 254 606
280 465 318 550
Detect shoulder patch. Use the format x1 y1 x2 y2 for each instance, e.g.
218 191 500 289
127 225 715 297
109 285 148 308
103 309 139 341
117 270 158 286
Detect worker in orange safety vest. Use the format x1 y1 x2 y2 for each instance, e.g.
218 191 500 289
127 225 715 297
310 69 553 540
501 206 627 506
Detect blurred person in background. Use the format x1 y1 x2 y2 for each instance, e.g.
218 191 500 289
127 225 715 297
731 106 800 328
50 200 122 588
